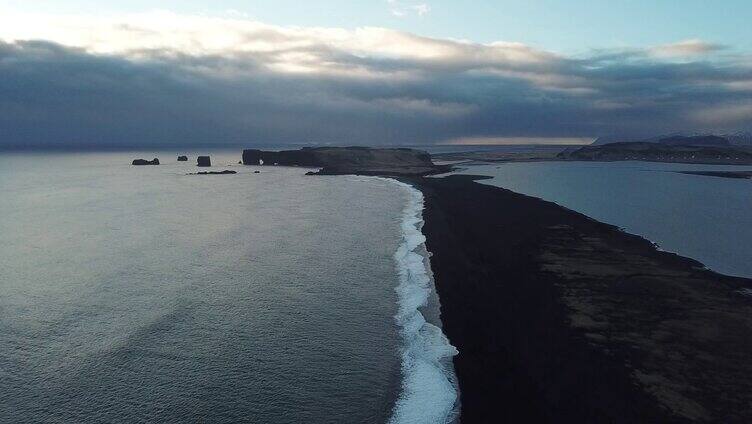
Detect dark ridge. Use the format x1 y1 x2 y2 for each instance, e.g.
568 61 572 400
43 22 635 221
558 142 752 165
658 135 730 147
594 133 746 146
242 146 448 176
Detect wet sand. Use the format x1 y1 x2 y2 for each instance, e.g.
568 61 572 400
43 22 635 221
407 174 752 423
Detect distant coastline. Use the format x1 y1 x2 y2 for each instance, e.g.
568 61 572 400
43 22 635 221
557 142 752 165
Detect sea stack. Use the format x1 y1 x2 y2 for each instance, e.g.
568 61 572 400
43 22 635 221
197 156 211 167
132 158 160 165
177 155 188 161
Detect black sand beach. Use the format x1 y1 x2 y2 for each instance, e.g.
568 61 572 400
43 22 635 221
409 175 752 423
678 170 752 179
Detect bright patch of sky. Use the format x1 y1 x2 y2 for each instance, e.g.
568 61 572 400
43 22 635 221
1 0 750 54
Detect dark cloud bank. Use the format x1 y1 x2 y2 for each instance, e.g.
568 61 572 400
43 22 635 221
1 39 751 149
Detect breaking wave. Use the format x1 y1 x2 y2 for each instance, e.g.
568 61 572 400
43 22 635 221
387 180 459 424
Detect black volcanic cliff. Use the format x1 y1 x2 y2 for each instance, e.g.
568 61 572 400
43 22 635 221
242 147 445 176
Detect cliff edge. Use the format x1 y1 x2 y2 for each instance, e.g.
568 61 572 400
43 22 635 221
242 146 448 176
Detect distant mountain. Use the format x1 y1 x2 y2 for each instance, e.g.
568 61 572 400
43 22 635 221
657 135 730 147
593 131 752 146
725 132 752 145
592 136 638 145
559 142 752 165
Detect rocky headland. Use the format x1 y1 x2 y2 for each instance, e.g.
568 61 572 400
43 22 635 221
242 146 448 176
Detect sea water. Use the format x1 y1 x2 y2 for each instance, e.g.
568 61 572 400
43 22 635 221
455 161 752 278
0 151 457 423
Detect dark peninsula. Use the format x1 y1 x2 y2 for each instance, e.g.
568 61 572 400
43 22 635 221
242 146 448 176
407 174 752 423
679 170 752 179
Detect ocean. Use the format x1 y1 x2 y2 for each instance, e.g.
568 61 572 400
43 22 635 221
455 161 752 278
0 151 457 423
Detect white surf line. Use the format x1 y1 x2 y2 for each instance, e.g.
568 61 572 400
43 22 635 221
385 178 460 424
345 175 460 423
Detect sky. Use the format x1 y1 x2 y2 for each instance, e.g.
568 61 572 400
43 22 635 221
1 1 751 148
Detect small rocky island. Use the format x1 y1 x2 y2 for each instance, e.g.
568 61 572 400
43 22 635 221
242 146 448 176
132 158 160 165
177 155 188 161
188 170 236 175
197 156 211 167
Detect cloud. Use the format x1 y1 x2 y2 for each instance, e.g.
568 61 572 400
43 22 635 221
387 1 431 18
650 39 726 58
0 11 750 149
692 103 752 126
412 4 431 17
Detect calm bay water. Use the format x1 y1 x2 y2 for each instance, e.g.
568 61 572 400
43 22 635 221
0 151 456 423
456 161 752 278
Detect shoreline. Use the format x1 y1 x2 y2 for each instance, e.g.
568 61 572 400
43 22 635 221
406 174 752 423
383 178 460 424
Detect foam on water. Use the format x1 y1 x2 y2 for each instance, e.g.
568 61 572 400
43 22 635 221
386 179 460 424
